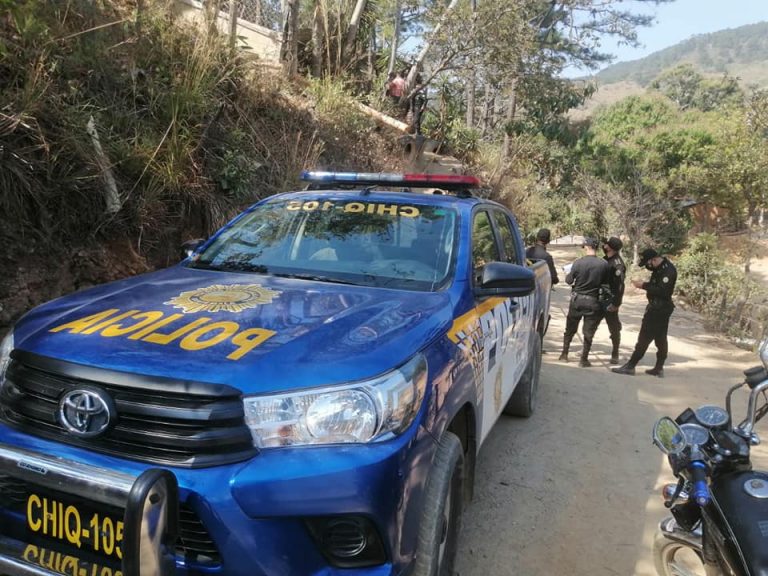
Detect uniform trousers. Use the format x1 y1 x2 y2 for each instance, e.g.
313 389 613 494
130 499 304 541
563 294 603 359
627 303 673 368
603 310 622 353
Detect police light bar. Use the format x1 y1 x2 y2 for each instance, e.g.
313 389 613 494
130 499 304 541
300 171 481 190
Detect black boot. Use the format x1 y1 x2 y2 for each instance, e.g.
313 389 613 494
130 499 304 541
610 340 621 365
646 367 664 378
612 362 635 376
579 357 592 368
559 340 571 362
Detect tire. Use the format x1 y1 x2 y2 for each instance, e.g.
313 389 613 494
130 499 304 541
653 532 709 576
503 334 542 418
412 431 464 576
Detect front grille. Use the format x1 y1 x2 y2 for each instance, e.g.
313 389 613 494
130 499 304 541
0 475 220 565
0 351 257 467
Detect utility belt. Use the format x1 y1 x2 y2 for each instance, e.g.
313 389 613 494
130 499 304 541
569 292 601 315
572 292 598 301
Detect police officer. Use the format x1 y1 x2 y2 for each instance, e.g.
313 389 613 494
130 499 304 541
602 236 626 364
559 237 610 367
526 228 559 286
612 248 677 377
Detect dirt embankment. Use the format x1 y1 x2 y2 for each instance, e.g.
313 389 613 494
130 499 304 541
0 1 405 333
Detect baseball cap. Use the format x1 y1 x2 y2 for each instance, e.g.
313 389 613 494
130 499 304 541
536 228 551 243
638 248 660 267
582 237 599 249
606 236 623 251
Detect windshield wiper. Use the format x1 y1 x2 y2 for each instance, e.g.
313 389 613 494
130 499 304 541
189 261 268 273
272 272 357 286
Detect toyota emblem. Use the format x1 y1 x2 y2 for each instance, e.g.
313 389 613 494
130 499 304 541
58 388 114 438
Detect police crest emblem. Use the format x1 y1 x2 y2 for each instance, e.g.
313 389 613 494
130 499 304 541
167 284 281 314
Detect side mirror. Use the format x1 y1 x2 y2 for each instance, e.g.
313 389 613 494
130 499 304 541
475 262 535 298
123 469 179 576
181 238 206 259
652 417 687 455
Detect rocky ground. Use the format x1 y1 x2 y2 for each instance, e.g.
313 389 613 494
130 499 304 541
456 245 768 576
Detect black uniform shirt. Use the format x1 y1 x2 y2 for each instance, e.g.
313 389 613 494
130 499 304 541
643 257 677 303
526 244 559 285
566 255 610 298
604 253 626 307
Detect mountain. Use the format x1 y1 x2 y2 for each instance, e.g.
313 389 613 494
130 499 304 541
595 21 768 87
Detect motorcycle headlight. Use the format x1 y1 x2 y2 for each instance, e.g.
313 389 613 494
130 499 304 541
0 331 13 390
243 354 427 448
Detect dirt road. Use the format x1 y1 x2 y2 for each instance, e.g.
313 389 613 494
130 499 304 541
455 246 767 576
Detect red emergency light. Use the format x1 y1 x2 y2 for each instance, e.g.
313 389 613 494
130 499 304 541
300 171 481 191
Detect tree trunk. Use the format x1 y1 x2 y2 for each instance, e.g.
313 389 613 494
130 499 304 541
404 0 460 92
311 1 324 77
465 70 475 128
465 0 477 129
343 0 367 62
481 84 491 137
280 0 300 75
387 0 401 75
502 80 518 162
367 27 375 82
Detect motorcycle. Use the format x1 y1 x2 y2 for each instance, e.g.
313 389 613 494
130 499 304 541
652 336 768 576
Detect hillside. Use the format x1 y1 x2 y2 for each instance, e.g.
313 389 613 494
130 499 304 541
595 21 768 87
0 1 403 331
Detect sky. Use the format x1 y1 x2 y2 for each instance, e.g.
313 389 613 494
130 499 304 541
570 0 768 76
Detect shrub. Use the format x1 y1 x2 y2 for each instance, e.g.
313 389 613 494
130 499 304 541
677 233 768 342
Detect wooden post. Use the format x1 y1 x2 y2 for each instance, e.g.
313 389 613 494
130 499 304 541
228 0 238 49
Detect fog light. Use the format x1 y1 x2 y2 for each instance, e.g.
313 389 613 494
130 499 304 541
305 515 386 568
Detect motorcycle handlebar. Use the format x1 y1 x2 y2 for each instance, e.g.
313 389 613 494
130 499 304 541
690 460 709 506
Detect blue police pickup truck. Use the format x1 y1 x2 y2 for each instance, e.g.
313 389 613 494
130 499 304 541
0 171 551 576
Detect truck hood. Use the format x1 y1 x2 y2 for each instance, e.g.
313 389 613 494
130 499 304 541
13 267 454 394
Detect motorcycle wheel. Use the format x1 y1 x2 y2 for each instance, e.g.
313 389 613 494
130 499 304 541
653 533 710 576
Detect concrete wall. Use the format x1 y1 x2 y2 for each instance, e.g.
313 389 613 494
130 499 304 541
172 0 281 61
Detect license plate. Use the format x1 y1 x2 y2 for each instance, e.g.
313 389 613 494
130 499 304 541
25 493 123 560
19 543 122 576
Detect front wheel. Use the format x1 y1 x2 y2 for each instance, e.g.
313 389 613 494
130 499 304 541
653 532 710 576
411 431 464 576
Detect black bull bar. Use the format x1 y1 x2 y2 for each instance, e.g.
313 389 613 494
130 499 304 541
0 444 178 576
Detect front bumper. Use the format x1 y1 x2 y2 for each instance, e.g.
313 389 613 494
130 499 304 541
0 420 436 576
0 442 178 576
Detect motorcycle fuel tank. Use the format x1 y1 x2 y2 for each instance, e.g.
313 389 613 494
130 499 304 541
709 470 768 576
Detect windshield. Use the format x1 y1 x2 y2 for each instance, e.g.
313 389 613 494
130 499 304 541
188 197 458 291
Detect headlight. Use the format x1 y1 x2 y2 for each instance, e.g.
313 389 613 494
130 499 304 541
244 354 427 448
0 331 13 389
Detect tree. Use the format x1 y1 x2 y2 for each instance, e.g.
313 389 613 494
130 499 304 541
343 0 367 61
651 64 743 111
280 0 300 75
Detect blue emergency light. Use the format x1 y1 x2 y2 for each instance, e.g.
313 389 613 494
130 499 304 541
300 171 481 190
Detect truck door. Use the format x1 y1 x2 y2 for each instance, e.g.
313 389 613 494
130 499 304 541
470 209 528 441
491 209 535 408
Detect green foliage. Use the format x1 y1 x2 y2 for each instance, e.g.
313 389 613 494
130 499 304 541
676 234 768 340
650 65 743 111
305 75 368 132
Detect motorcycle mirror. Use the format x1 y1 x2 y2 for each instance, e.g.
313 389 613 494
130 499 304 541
653 417 687 455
